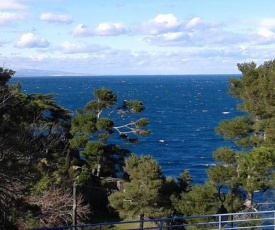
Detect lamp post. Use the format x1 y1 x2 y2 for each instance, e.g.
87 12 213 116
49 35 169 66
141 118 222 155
217 185 228 228
72 166 82 230
216 185 235 228
72 181 77 230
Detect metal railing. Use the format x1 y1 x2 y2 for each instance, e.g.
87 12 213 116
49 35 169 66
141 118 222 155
32 210 275 229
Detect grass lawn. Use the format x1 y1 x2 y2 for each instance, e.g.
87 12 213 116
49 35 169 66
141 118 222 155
88 216 156 229
109 221 156 229
88 212 157 229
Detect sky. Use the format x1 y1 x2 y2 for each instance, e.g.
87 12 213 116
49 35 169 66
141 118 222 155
1 0 275 75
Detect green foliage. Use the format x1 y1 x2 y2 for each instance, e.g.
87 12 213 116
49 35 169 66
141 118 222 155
160 170 193 212
74 165 92 186
0 67 15 86
212 147 236 164
69 88 150 179
85 88 117 116
161 177 179 197
172 182 218 217
237 147 275 193
0 68 73 228
94 88 117 106
125 154 162 180
211 60 275 214
231 60 275 119
207 164 237 185
178 169 193 193
109 155 170 221
135 118 149 128
124 101 144 113
215 116 254 144
96 118 114 130
33 175 53 195
25 211 40 229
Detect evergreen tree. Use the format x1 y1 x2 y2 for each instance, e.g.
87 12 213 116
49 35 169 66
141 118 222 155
207 60 275 212
69 88 150 178
172 182 218 218
0 69 73 228
160 170 193 205
108 155 170 229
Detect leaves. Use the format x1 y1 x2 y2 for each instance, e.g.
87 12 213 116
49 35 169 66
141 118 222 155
109 155 169 220
124 100 145 113
210 60 275 214
172 182 218 217
215 116 254 141
70 88 150 178
0 69 74 228
0 67 15 87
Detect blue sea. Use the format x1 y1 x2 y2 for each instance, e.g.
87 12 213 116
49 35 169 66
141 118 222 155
11 75 243 185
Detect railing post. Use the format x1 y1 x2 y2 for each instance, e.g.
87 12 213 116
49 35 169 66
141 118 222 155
273 211 275 230
218 214 222 230
159 218 163 230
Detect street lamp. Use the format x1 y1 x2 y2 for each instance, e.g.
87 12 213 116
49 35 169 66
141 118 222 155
216 185 228 226
72 180 77 229
72 166 82 230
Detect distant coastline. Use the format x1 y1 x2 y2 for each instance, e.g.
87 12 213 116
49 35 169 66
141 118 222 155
14 69 241 78
15 69 241 78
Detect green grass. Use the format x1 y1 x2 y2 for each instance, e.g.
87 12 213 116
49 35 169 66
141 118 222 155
87 215 156 229
87 212 157 229
109 221 156 229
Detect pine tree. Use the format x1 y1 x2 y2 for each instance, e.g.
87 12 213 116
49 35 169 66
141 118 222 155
0 69 72 228
208 60 275 212
69 88 150 178
108 155 170 228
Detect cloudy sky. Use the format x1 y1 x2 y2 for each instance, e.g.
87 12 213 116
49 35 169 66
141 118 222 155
1 0 275 75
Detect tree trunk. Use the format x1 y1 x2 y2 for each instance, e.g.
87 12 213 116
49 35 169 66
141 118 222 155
96 163 101 177
139 213 144 229
244 192 253 210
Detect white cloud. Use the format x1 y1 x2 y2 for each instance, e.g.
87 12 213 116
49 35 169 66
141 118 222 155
83 14 234 48
138 14 230 47
257 28 275 38
73 22 129 36
162 32 185 41
0 40 6 47
58 41 109 54
96 23 129 35
14 33 50 48
153 14 180 28
0 0 27 10
40 12 73 24
0 11 26 26
139 14 182 35
248 19 275 44
239 18 275 45
185 17 202 29
73 24 89 36
5 44 275 75
258 19 275 29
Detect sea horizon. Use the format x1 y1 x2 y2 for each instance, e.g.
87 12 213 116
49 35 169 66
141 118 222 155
12 69 241 78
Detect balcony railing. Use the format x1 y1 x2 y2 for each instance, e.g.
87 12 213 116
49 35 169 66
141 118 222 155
33 210 275 229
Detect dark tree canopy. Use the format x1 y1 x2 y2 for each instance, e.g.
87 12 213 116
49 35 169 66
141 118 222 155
0 67 15 87
0 69 74 228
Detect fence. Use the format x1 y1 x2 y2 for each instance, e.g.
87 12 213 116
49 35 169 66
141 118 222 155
33 210 275 230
